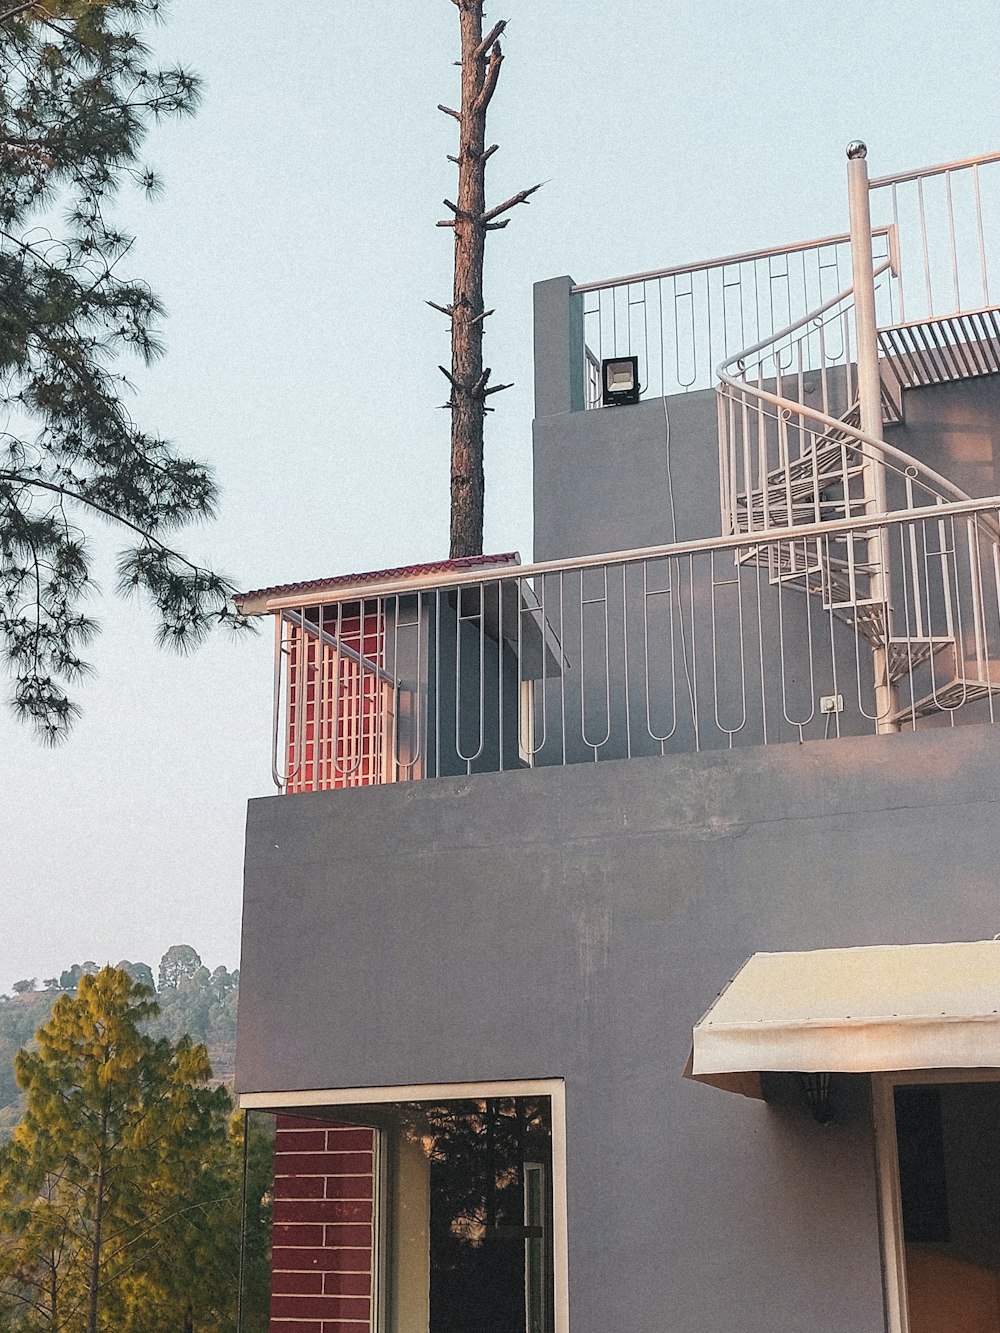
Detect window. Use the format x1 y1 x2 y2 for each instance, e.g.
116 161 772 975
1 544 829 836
240 1081 567 1333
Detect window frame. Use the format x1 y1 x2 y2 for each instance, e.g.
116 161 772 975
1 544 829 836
240 1078 570 1333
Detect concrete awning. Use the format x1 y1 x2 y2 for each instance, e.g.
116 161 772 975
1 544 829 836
687 941 1000 1099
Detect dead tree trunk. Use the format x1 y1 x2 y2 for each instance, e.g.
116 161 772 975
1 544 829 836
433 0 541 558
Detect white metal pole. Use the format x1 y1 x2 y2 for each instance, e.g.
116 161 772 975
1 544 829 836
847 141 899 733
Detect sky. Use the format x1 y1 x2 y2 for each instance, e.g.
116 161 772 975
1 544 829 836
2 0 998 991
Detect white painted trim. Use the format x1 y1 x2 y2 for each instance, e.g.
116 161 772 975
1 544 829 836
872 1068 1000 1333
240 1079 571 1333
872 1075 908 1333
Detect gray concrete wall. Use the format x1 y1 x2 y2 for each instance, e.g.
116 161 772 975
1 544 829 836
237 722 1000 1333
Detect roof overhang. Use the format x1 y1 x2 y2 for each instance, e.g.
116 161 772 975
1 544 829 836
687 941 1000 1100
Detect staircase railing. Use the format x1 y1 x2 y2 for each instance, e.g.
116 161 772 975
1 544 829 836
716 267 972 540
715 143 1000 732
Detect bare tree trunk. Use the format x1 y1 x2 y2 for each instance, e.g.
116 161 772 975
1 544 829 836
86 1157 104 1333
435 0 541 558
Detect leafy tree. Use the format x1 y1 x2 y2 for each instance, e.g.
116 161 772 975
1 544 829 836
157 943 201 990
11 979 36 994
41 979 60 991
57 962 97 992
0 0 246 740
113 959 153 991
0 967 235 1331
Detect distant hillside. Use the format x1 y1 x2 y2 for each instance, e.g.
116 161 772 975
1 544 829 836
0 948 238 1139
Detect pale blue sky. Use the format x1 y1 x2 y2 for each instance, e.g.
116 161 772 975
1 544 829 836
2 0 998 991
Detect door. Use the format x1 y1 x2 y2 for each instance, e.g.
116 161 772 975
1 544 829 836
877 1074 1000 1333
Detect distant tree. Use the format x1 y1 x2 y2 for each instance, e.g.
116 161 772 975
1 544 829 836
57 961 98 991
10 980 35 994
41 978 59 991
115 959 154 992
0 967 235 1331
0 0 246 741
158 944 202 990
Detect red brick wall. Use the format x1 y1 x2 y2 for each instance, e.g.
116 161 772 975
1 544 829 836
270 1114 377 1333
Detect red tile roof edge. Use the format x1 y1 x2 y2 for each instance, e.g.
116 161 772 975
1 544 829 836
239 551 521 603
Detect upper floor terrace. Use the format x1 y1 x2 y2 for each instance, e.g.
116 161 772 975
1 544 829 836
237 145 1000 795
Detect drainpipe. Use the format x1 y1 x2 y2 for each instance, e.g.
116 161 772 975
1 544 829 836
847 141 900 734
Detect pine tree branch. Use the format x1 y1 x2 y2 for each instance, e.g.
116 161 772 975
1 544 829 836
481 182 543 225
438 366 460 390
467 308 494 326
0 472 239 595
474 19 507 60
426 301 455 318
474 43 504 113
437 104 462 122
0 0 38 24
483 144 499 162
484 219 511 230
484 381 513 396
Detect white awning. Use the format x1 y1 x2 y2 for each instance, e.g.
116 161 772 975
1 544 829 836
688 941 1000 1098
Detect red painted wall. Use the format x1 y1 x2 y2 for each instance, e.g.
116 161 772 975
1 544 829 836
270 1114 377 1333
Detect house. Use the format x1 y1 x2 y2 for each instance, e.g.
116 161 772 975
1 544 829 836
234 143 1000 1333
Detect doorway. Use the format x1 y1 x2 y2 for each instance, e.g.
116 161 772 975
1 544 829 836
877 1074 1000 1333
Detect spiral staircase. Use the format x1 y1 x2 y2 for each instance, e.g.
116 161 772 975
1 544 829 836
716 147 1000 731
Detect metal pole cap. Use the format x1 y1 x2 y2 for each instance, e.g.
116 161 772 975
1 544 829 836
846 141 868 160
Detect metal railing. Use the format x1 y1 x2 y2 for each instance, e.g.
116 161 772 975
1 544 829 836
715 263 968 543
269 496 1000 791
577 148 1000 407
869 149 1000 326
575 228 896 403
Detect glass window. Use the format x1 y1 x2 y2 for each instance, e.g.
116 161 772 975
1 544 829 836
240 1095 555 1333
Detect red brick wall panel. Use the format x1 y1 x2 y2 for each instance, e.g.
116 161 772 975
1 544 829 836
322 1271 371 1296
270 1116 376 1333
324 1128 377 1152
271 1271 325 1296
270 1296 370 1322
273 1173 325 1200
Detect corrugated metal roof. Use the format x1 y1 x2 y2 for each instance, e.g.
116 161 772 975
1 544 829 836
238 552 521 610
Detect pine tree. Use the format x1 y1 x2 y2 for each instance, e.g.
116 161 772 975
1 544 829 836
0 967 235 1332
0 0 246 741
433 0 541 558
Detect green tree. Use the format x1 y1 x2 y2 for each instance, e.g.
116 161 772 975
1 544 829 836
113 960 153 992
0 0 245 740
56 963 97 992
0 967 235 1331
157 943 201 991
11 979 36 994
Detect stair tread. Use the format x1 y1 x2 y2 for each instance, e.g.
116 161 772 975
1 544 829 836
891 675 1000 722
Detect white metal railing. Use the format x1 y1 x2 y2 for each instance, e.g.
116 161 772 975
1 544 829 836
869 149 1000 326
576 228 896 403
715 264 969 543
269 497 1000 791
577 147 1000 407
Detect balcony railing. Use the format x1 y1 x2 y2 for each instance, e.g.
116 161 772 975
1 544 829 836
578 148 1000 407
268 497 1000 793
576 228 897 405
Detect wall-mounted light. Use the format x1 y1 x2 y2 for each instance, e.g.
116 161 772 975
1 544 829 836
797 1072 834 1124
601 355 640 407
